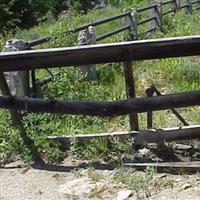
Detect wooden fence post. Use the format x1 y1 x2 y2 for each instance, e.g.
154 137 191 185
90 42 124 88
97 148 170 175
123 11 139 130
149 0 163 31
123 61 139 131
185 0 192 13
0 71 44 164
173 0 180 11
145 86 154 129
125 10 138 40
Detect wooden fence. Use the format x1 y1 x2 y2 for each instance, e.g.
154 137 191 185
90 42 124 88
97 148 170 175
0 35 200 163
66 0 200 40
0 1 200 163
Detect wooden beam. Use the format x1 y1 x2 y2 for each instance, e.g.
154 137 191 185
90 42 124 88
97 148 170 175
0 90 199 116
124 161 200 173
123 61 138 131
47 125 200 149
67 11 131 33
0 72 44 164
0 36 200 72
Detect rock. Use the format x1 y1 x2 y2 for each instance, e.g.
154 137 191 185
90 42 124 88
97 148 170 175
182 183 192 190
174 144 192 150
138 148 150 156
58 177 106 199
116 189 133 200
155 173 167 179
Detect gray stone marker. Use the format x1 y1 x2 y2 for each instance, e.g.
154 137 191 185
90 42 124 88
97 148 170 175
2 39 29 97
77 26 97 80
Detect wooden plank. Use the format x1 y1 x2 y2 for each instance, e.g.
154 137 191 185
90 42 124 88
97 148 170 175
47 125 200 149
0 90 199 116
0 72 44 164
0 36 200 72
123 61 138 131
67 11 131 33
124 161 200 173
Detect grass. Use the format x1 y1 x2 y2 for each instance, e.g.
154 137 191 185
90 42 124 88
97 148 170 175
113 167 174 199
0 3 200 163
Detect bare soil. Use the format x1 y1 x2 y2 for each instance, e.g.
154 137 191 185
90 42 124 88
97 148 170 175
1 160 200 200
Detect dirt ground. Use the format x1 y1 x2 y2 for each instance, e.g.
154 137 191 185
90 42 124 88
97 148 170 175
1 160 200 200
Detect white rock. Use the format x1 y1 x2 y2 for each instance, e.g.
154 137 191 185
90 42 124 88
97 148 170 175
138 148 150 156
117 189 133 200
58 177 106 199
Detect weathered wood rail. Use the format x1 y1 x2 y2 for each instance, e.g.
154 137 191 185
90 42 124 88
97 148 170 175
0 90 199 116
0 36 200 71
48 125 200 149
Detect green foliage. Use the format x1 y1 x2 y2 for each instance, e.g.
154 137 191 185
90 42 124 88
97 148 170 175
114 167 173 199
0 0 55 33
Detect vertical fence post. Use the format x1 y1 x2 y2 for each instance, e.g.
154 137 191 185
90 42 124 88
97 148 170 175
126 10 138 40
196 0 200 10
0 39 44 164
145 86 154 129
173 0 180 11
123 11 139 130
0 71 44 164
123 60 139 131
149 0 163 31
185 0 192 13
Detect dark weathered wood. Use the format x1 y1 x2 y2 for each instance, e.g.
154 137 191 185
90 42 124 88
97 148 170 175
162 8 176 16
124 161 200 173
123 61 139 131
28 37 50 47
145 87 154 129
138 16 157 25
138 27 157 36
0 36 200 72
0 71 22 125
137 4 157 13
0 71 44 164
47 125 200 148
67 11 131 33
163 0 174 6
96 25 130 42
0 90 199 116
152 85 189 126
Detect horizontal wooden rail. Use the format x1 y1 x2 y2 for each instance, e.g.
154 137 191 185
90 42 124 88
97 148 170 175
192 0 200 5
138 27 157 36
0 90 199 116
28 37 50 47
48 125 200 146
162 0 174 6
66 11 131 33
137 4 157 13
180 4 189 9
0 36 200 72
138 16 157 25
96 25 130 42
162 8 176 16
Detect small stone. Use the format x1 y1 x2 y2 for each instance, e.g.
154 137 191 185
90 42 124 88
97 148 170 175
52 173 60 179
174 144 192 150
156 173 167 179
117 189 133 200
138 148 150 156
182 183 192 190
